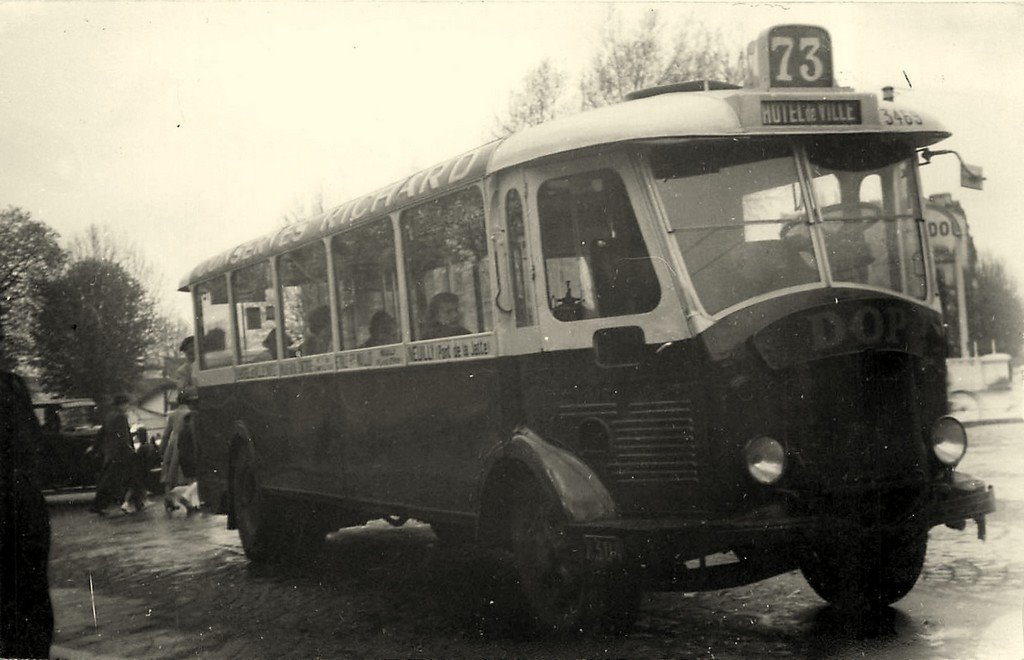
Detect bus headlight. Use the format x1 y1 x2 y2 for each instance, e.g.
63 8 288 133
744 436 786 485
931 416 967 467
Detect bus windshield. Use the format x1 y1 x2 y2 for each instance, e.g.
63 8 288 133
806 136 925 299
650 137 925 315
651 139 819 315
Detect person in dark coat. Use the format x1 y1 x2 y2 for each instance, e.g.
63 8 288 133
0 370 54 658
90 393 143 514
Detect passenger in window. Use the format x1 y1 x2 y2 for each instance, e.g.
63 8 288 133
262 328 293 359
422 292 470 339
300 306 332 355
362 311 397 347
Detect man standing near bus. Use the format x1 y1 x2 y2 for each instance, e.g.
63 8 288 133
90 393 141 514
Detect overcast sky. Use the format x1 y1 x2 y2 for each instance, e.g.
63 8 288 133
1 2 1021 320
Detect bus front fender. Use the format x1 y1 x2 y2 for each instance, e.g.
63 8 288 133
485 426 616 524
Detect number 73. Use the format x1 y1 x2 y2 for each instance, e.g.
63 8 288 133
772 36 824 82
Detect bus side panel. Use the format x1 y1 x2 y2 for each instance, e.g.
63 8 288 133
356 360 504 513
269 372 349 498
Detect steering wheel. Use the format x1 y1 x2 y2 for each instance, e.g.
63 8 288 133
819 202 883 231
779 217 811 240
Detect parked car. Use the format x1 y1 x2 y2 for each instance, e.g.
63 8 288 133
31 398 103 489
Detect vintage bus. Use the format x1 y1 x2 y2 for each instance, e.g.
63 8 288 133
180 24 995 630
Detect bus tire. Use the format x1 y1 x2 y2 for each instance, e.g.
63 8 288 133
508 479 635 633
233 450 334 563
232 448 286 562
799 527 928 609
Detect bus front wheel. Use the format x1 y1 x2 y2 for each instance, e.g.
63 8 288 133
508 481 638 633
799 527 928 609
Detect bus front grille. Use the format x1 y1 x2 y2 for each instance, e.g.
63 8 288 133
607 400 699 485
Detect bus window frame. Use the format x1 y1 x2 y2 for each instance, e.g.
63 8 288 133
488 170 543 357
399 183 495 345
274 238 335 359
522 150 689 352
324 214 411 372
193 274 239 372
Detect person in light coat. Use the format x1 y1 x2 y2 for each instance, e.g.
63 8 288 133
160 387 199 514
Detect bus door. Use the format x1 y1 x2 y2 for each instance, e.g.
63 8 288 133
517 153 694 508
493 170 543 354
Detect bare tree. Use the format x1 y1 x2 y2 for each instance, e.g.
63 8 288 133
580 10 745 109
494 10 746 135
493 59 569 138
281 188 325 226
967 251 1024 360
69 224 157 292
68 223 189 368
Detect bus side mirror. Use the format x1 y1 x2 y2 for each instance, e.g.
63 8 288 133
593 326 645 367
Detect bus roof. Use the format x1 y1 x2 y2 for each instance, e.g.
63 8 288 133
180 86 949 289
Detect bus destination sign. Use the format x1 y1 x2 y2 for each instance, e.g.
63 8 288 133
765 25 834 88
761 99 862 126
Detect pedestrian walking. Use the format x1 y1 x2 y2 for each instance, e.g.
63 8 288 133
161 387 200 514
136 427 162 494
90 394 145 515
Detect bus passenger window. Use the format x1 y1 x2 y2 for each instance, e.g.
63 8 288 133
506 189 536 328
400 187 492 341
537 169 660 321
278 242 332 356
333 219 401 349
232 261 281 363
195 276 233 369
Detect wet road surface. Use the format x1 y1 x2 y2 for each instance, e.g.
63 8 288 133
46 423 1023 659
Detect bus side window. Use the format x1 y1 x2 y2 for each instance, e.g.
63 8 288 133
231 261 278 363
537 169 660 321
278 242 332 356
332 219 401 349
195 276 233 369
400 187 492 341
506 189 536 328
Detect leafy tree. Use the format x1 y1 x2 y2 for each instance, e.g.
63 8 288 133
0 207 66 371
494 10 745 136
32 259 156 404
966 252 1024 358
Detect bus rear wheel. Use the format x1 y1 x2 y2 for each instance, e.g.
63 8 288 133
799 527 928 610
508 482 638 633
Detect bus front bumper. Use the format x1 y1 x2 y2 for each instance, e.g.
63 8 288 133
572 473 995 575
